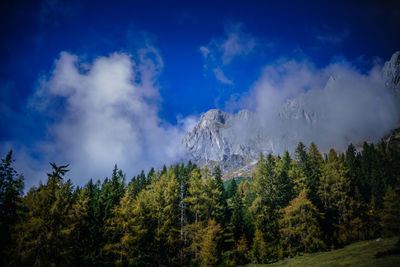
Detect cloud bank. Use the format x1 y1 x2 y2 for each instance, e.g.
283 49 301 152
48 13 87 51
22 47 194 187
229 57 399 153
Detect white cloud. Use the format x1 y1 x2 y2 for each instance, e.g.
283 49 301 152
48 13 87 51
200 46 211 59
228 56 399 153
22 47 190 186
219 23 257 65
200 22 257 84
213 68 233 85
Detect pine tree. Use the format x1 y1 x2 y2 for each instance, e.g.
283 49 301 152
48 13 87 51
307 142 323 207
176 163 191 265
227 178 238 199
157 168 181 265
198 219 223 267
319 150 355 245
387 138 400 186
360 142 375 203
83 178 104 265
278 151 294 207
295 142 308 170
104 187 148 266
345 144 361 194
0 150 24 265
381 186 400 236
279 190 325 255
249 153 281 257
212 166 228 225
63 188 91 265
100 165 126 264
251 228 268 263
13 163 72 266
230 191 245 242
186 169 207 226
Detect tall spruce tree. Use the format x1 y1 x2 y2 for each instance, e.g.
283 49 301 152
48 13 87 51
13 163 72 266
307 142 323 208
212 166 228 225
0 150 24 265
381 186 400 236
279 190 325 255
197 219 223 267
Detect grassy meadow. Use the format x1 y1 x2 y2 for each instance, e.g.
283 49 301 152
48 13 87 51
247 237 400 267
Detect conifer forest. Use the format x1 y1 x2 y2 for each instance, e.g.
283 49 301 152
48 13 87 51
1 140 400 266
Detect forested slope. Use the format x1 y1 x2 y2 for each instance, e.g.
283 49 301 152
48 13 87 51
1 140 400 266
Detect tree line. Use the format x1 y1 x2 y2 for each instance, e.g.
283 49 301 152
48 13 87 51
1 139 400 266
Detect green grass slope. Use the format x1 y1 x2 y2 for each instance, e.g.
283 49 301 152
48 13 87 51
247 237 400 267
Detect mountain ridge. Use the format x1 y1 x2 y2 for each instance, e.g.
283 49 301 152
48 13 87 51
183 51 400 172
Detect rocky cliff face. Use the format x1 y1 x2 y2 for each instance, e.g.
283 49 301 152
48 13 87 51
182 109 256 169
383 51 400 97
183 52 400 171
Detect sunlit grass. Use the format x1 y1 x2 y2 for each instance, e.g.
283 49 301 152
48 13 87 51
247 236 400 267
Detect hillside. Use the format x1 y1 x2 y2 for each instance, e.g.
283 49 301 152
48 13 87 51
248 237 400 267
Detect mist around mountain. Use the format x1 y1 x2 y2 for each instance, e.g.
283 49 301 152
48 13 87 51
2 52 400 267
183 51 400 170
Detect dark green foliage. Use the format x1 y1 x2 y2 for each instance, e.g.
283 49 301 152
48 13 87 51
226 178 238 199
11 163 73 266
306 142 323 208
345 144 361 195
280 190 325 255
212 166 228 225
230 190 246 242
0 151 24 265
278 151 294 207
381 186 400 236
3 139 400 266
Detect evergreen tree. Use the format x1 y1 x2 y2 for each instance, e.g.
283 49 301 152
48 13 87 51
83 178 104 265
360 142 375 203
251 228 268 263
226 178 238 199
99 165 126 264
381 186 400 236
279 191 325 255
0 150 24 265
277 151 294 207
345 144 361 194
3 138 400 265
230 191 245 242
104 186 151 266
150 168 181 265
387 138 400 186
295 142 308 170
63 188 91 265
197 219 223 267
186 169 208 226
319 150 355 245
13 163 72 266
249 153 281 257
212 166 228 225
307 142 323 207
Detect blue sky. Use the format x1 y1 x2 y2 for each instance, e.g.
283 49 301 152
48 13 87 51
1 0 399 188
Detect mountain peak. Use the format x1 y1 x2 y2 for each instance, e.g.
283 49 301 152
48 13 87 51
383 51 400 93
198 109 230 128
183 51 400 172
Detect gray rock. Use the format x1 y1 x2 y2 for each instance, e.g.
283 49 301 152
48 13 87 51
182 109 257 170
383 51 400 95
183 51 400 172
